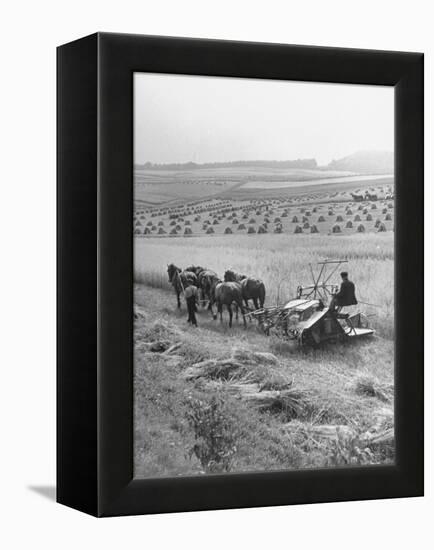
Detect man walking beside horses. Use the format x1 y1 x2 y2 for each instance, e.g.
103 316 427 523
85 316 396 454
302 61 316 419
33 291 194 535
185 283 198 327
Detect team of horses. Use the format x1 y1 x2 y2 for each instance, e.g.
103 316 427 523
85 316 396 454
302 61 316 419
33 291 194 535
166 263 266 328
351 191 378 202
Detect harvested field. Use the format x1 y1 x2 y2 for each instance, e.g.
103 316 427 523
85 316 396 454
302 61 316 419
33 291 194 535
134 285 394 477
134 199 395 477
133 183 394 239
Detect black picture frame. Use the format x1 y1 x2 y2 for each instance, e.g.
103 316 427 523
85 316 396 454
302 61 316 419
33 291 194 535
57 32 424 517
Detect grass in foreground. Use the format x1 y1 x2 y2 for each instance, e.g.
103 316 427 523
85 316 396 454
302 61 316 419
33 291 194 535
134 285 394 478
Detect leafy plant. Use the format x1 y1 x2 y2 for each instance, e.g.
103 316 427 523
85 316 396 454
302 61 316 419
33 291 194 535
185 394 240 473
324 429 375 466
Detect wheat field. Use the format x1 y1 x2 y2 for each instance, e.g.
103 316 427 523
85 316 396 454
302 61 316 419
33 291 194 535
134 232 394 338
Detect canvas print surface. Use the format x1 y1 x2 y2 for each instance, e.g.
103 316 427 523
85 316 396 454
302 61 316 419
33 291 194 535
133 73 395 478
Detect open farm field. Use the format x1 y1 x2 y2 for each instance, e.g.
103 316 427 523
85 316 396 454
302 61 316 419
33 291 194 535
133 171 395 478
134 166 358 185
240 174 393 189
222 176 394 200
134 180 240 205
134 179 395 240
134 165 391 205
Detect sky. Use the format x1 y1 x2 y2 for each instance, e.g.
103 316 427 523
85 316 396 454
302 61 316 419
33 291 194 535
134 73 394 166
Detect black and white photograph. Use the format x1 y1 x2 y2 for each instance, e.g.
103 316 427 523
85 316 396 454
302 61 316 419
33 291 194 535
1 0 429 540
133 73 395 478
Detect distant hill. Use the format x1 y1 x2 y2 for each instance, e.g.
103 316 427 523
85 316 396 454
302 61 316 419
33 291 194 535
135 158 318 170
326 151 394 174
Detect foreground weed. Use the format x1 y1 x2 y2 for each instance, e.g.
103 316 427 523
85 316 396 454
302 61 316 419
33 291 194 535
185 393 241 473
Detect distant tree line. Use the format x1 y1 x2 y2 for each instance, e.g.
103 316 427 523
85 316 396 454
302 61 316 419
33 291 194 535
135 159 318 170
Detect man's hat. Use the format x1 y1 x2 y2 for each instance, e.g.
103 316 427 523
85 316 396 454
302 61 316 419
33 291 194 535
340 271 348 278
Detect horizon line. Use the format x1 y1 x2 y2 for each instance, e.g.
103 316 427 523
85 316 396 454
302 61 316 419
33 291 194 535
134 150 394 169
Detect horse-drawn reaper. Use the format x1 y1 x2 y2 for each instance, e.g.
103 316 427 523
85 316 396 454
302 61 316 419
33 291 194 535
247 259 375 347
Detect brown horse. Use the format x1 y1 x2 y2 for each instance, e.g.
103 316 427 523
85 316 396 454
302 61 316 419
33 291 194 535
167 263 197 309
185 265 206 277
211 280 246 328
224 269 266 310
241 277 266 310
224 269 247 283
185 265 219 307
198 269 219 309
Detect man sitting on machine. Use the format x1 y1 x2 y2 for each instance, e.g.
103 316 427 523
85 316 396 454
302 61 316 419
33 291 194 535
329 271 358 312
